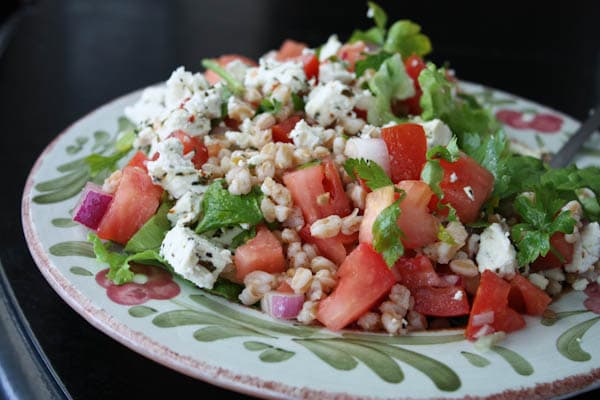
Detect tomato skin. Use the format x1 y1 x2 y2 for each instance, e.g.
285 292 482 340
169 130 209 169
299 226 347 266
317 243 396 331
283 159 351 224
396 180 439 249
233 226 286 281
301 53 319 81
413 286 470 317
439 155 494 224
531 232 573 271
271 115 301 143
381 123 427 182
337 41 366 71
276 39 307 60
205 54 257 85
466 270 526 340
508 274 552 316
401 55 427 115
392 255 443 290
97 166 163 245
127 151 149 171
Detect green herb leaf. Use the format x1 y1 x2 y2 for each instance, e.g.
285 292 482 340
256 98 282 115
372 199 404 267
420 159 444 199
437 224 457 245
291 93 305 111
230 226 257 250
383 20 432 59
349 27 386 46
195 180 263 233
85 151 130 178
202 59 244 96
367 1 387 30
367 54 415 126
344 158 393 190
204 278 244 302
354 52 393 78
88 233 167 284
426 136 460 162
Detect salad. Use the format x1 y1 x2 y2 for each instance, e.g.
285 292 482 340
73 2 600 345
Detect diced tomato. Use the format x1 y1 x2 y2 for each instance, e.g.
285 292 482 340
271 115 302 143
169 130 209 169
381 123 427 182
392 254 443 291
317 243 396 330
127 151 149 171
396 180 439 249
413 286 470 317
205 54 257 85
400 55 427 115
359 186 395 244
508 274 552 316
299 225 347 266
301 53 319 81
531 232 573 271
283 159 351 224
97 166 163 245
466 270 526 340
276 281 294 294
438 155 494 224
354 107 368 121
493 307 526 334
234 226 286 281
337 41 367 72
224 117 240 131
276 39 307 60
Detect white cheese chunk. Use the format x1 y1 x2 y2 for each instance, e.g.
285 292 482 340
319 62 354 84
476 223 517 279
289 119 333 150
418 119 452 149
165 66 210 109
146 138 206 199
160 224 232 289
305 81 354 127
124 86 166 126
156 108 211 140
244 58 307 94
184 86 223 121
167 190 203 225
319 34 342 61
565 222 600 273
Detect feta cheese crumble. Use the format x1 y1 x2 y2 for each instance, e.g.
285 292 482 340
476 223 518 279
418 118 452 149
244 58 307 94
160 224 232 289
305 81 354 127
565 222 600 273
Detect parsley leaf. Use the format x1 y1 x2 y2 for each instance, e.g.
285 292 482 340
383 20 432 59
85 150 130 178
291 93 305 111
372 199 404 266
349 2 387 45
195 180 264 233
368 1 387 29
88 233 167 285
256 98 282 115
420 136 459 199
510 190 576 266
344 158 393 190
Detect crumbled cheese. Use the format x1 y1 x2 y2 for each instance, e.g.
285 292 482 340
418 118 452 149
167 190 203 225
146 138 206 199
449 172 458 183
476 223 518 279
305 81 354 127
244 58 307 94
289 119 333 150
225 59 250 82
124 86 166 126
572 278 589 291
423 221 468 264
160 224 232 289
319 34 342 61
565 222 600 273
184 87 223 121
156 108 211 140
528 273 549 290
359 124 381 139
319 61 354 84
165 66 210 109
133 126 158 149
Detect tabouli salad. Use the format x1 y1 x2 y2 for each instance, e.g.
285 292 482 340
73 3 600 343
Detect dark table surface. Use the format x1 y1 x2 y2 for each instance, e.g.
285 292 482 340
1 0 600 399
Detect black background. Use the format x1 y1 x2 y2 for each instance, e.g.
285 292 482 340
1 0 599 399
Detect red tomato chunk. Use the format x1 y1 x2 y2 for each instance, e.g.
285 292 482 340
317 243 396 331
413 286 470 317
234 226 286 281
381 123 427 183
508 274 552 316
97 166 163 245
169 130 209 169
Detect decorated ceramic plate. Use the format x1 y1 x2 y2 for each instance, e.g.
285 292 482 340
21 81 600 399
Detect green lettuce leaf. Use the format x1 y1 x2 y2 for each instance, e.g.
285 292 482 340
383 20 432 59
124 200 172 253
344 158 393 190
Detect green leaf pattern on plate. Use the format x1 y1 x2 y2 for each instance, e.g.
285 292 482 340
49 241 95 258
128 305 157 318
556 316 600 362
461 351 490 368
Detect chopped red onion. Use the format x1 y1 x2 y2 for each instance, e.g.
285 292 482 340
73 182 113 230
261 291 305 320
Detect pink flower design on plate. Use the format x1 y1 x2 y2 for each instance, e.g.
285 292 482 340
495 109 563 133
96 264 180 305
583 283 600 314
